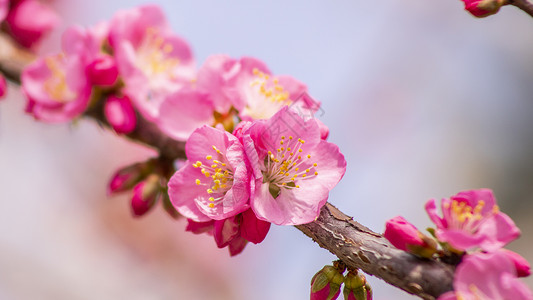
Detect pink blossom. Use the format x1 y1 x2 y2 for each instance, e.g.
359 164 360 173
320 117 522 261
437 251 533 300
109 5 195 121
243 107 346 225
104 95 137 134
196 55 320 121
425 189 520 252
168 126 251 222
384 216 436 258
462 0 505 18
0 0 8 22
88 54 118 86
156 88 215 140
5 0 60 49
502 249 531 278
22 53 91 122
0 74 6 99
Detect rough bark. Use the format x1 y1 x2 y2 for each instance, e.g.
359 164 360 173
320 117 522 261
0 32 457 299
509 0 533 18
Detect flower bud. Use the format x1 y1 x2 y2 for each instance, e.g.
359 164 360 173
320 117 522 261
88 54 119 86
503 249 531 278
310 265 344 300
343 270 371 300
107 161 153 195
104 95 137 134
0 75 6 99
131 174 160 217
384 216 437 258
462 0 506 18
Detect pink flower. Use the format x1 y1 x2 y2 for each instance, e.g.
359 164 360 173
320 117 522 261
243 107 346 225
156 88 215 140
109 5 195 121
0 0 8 22
425 189 520 252
5 0 60 49
384 216 437 258
168 126 251 222
502 249 531 278
22 53 91 122
462 0 506 18
104 95 137 134
0 74 6 99
438 251 533 300
196 55 320 121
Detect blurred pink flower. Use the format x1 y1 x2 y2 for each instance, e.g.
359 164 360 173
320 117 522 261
461 0 505 18
438 251 533 300
156 88 215 140
108 5 195 121
243 107 346 225
22 53 91 122
384 216 436 258
5 0 60 49
88 54 118 87
104 95 137 134
0 0 8 22
502 249 531 278
196 55 320 121
168 126 251 222
425 189 520 252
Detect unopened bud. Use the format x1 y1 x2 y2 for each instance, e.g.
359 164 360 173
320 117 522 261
343 270 370 300
0 75 6 99
107 161 153 195
104 95 137 134
384 216 437 258
131 174 160 217
310 265 344 300
88 54 119 86
462 0 507 17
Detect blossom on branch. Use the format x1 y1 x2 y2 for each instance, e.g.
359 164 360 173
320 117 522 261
242 107 346 225
384 216 437 258
425 189 520 252
438 251 533 300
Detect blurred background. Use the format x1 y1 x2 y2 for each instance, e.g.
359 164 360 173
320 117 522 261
1 0 533 299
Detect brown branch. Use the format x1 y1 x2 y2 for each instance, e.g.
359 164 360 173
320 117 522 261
0 32 454 299
509 0 533 18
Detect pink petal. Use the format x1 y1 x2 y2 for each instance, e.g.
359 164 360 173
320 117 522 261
240 208 271 244
213 216 240 248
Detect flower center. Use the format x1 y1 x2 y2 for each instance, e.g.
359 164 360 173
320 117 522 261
43 55 77 102
137 27 180 78
263 135 318 197
192 145 234 208
242 69 293 119
445 199 499 233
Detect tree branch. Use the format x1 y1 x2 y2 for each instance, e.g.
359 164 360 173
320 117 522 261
0 32 454 299
509 0 533 18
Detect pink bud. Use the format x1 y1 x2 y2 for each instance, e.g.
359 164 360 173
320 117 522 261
5 0 60 49
104 95 137 134
503 249 531 278
107 161 152 195
0 74 6 99
462 0 506 17
310 265 344 300
240 208 271 244
88 54 119 87
384 216 437 258
131 175 160 217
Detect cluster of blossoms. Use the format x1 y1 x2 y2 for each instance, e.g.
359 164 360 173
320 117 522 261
384 189 532 299
0 0 59 100
310 261 372 300
19 4 347 255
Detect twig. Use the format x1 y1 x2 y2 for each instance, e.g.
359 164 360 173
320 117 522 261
509 0 533 17
0 32 454 299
